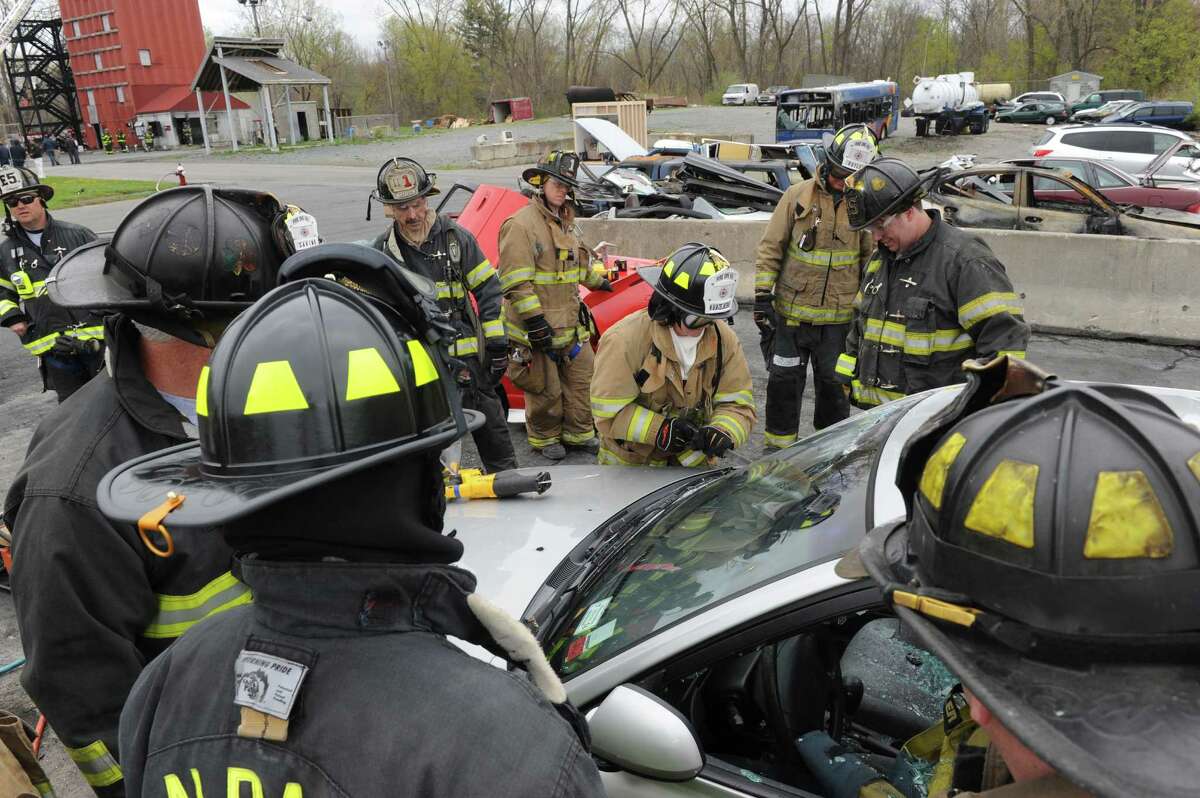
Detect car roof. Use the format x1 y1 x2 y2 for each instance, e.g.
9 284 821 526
1052 123 1190 135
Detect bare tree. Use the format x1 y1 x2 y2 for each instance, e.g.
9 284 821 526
608 0 686 90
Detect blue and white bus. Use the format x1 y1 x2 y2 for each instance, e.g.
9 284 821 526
776 81 899 142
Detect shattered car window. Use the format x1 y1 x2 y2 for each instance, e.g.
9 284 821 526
543 398 919 680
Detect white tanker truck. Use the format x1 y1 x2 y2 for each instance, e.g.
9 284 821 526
905 72 990 136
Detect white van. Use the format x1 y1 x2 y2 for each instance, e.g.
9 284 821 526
721 84 760 106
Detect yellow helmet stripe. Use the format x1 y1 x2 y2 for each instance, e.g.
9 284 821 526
243 361 309 415
196 366 210 417
406 340 439 387
345 347 402 401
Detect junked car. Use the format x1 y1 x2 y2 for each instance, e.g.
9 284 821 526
926 163 1200 238
448 384 1200 797
1005 156 1200 213
1032 124 1200 185
994 101 1068 125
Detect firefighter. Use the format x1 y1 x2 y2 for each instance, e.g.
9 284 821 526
825 356 1200 797
755 124 878 449
117 130 127 153
835 158 1029 407
0 165 102 402
499 150 610 460
101 129 112 154
141 128 153 152
102 267 605 797
369 156 517 472
591 243 755 467
2 186 309 797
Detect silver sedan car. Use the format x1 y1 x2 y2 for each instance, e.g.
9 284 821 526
450 384 1200 797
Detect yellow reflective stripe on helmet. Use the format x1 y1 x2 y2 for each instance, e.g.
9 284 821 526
243 361 309 415
0 299 19 316
673 271 690 290
698 261 717 277
958 292 1023 329
764 431 798 448
1189 452 1200 485
622 405 659 444
482 318 504 338
345 347 402 401
465 260 496 289
499 266 535 291
786 247 860 269
67 741 122 788
144 573 253 639
591 394 635 419
24 331 59 355
663 259 676 277
1083 470 1173 559
709 413 748 446
676 448 709 467
714 389 754 407
835 353 857 378
512 294 542 314
963 459 1039 548
919 432 967 510
196 366 210 417
450 336 479 356
406 340 439 386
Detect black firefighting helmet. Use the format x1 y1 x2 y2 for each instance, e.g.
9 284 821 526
641 243 739 326
850 356 1200 798
820 123 879 180
367 156 440 222
521 150 582 189
97 275 482 530
47 186 311 346
0 164 52 203
844 157 934 231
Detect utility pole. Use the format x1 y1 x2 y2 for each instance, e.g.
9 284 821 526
238 0 264 37
378 39 396 129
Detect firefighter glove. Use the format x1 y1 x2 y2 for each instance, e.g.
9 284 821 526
485 341 509 382
596 278 613 292
523 314 555 350
656 416 701 455
50 335 96 358
699 425 734 457
754 292 775 334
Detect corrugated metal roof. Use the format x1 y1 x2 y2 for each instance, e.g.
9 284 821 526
138 86 251 114
191 39 331 91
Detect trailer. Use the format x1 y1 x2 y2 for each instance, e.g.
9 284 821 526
906 72 990 136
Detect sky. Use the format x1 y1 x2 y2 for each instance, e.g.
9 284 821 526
198 0 389 50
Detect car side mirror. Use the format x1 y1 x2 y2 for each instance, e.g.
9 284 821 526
589 685 704 782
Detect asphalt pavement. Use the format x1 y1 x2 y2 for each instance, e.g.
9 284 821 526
0 108 1190 796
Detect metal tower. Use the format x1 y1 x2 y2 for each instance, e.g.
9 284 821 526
5 18 83 140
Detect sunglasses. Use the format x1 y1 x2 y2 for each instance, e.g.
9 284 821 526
4 194 37 208
682 313 716 330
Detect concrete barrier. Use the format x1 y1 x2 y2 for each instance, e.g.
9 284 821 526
577 218 1200 344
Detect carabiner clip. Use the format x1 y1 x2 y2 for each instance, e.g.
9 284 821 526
137 492 185 558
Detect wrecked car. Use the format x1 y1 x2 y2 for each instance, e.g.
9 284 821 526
926 164 1200 239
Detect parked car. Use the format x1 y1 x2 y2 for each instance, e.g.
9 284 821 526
1071 98 1136 122
1100 101 1195 130
1005 156 1200 213
721 83 760 106
994 101 1068 125
926 163 1200 238
1069 88 1145 117
993 91 1065 115
447 385 1200 798
756 85 789 106
1032 124 1200 184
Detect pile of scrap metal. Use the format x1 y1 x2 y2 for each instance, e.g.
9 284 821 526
554 118 820 221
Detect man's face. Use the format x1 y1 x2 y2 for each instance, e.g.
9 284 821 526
389 195 428 237
8 193 46 230
826 173 846 192
542 177 570 210
870 206 921 253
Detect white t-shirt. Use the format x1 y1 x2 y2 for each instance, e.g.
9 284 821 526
158 390 198 427
670 328 704 381
25 230 43 249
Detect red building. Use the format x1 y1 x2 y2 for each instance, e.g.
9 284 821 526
60 0 238 149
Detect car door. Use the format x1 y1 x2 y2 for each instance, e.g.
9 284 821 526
1089 161 1155 206
932 170 1020 229
1020 170 1121 234
1104 130 1157 175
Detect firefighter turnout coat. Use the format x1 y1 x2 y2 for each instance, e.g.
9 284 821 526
591 310 756 466
754 175 874 326
0 214 102 357
119 558 605 798
2 316 249 797
371 211 505 361
498 198 606 349
834 211 1030 406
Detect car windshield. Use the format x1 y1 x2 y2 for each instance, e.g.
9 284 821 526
543 398 919 680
